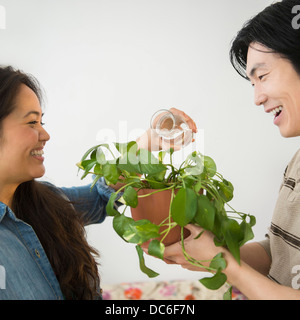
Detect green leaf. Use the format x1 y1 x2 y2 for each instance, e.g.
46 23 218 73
80 159 97 169
203 156 217 177
117 151 141 174
122 176 142 188
90 148 98 160
80 159 97 179
80 144 102 162
136 245 159 278
91 175 101 190
184 152 204 176
239 220 254 246
211 210 226 244
158 151 166 163
96 147 107 165
114 141 138 156
147 168 167 183
209 253 227 271
194 180 202 193
222 219 243 263
194 195 215 231
93 163 102 175
223 286 232 300
122 219 160 244
181 175 195 189
148 239 165 260
123 186 138 208
112 213 133 239
103 163 120 184
218 179 234 202
171 188 197 227
138 149 166 175
146 179 167 189
106 193 120 217
249 215 256 227
213 237 226 248
199 268 227 290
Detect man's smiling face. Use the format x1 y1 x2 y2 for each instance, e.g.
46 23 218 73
246 42 300 138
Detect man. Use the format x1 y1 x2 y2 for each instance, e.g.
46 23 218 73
163 0 300 299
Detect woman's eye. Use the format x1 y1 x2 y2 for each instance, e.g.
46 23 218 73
28 121 45 126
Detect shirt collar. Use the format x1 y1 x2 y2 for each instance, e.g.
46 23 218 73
0 202 7 223
0 202 18 223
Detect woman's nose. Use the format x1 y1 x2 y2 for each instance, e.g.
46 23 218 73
39 126 50 142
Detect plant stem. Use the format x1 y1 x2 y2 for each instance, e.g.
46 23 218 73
226 203 244 218
159 187 175 244
158 217 174 227
180 228 218 273
137 185 176 198
114 181 137 195
215 171 224 180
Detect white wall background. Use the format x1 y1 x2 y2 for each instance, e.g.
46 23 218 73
1 0 300 285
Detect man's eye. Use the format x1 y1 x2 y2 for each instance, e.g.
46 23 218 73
258 73 268 80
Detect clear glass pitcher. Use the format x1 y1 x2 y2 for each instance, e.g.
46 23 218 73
150 109 193 148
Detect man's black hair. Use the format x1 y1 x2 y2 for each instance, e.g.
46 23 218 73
230 0 300 79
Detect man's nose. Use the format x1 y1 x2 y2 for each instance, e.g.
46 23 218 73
254 85 268 107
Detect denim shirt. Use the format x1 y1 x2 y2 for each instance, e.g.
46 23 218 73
0 179 116 300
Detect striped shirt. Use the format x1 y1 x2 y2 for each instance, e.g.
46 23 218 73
259 149 300 289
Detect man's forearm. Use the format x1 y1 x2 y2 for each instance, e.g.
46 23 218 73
240 242 271 276
224 256 300 300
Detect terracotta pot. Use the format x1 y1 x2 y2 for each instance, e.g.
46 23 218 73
130 188 190 246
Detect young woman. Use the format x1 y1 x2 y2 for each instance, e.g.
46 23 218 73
163 0 300 299
0 65 197 300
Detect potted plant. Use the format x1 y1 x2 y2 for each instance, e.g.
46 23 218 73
77 141 256 299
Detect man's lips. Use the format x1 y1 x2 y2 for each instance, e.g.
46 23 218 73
265 105 283 116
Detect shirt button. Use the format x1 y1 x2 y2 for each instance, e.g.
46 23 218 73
35 249 41 258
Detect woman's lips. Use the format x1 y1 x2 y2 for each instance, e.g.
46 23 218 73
30 149 44 161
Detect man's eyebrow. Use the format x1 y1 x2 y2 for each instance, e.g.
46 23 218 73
23 111 44 118
247 63 267 78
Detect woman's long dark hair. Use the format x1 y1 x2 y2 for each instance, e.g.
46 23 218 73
0 66 100 300
230 0 300 79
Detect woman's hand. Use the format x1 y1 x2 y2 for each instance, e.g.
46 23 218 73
163 224 229 272
136 108 197 151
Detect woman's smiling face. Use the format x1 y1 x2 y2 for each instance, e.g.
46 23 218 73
246 42 300 138
0 84 50 186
